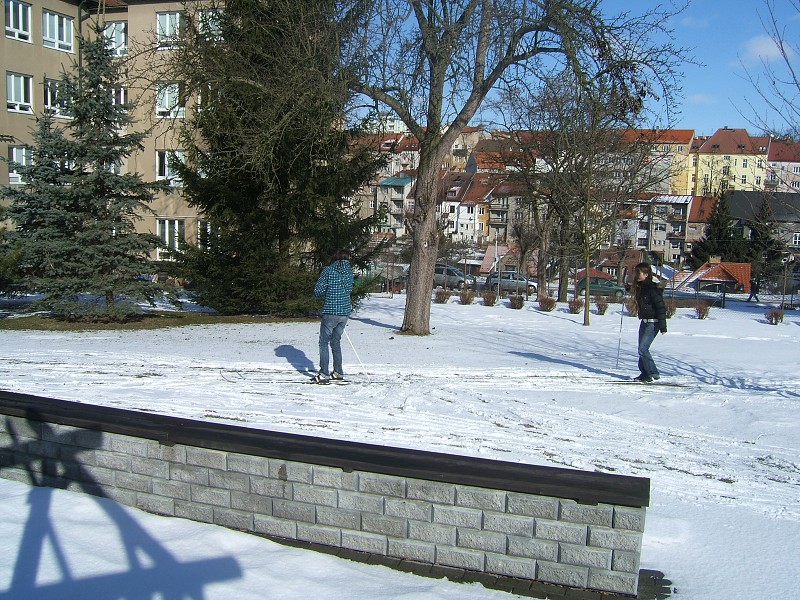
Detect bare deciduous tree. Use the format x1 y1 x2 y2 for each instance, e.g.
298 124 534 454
347 0 687 333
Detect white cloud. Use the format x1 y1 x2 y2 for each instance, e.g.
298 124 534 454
680 16 709 29
741 35 785 64
687 93 716 105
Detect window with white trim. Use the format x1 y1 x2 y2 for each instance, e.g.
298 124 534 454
110 85 128 108
155 82 185 118
156 11 184 48
6 71 32 112
156 218 185 259
793 232 800 247
7 145 30 184
156 149 184 186
42 10 73 52
43 78 70 117
792 181 800 189
103 21 127 56
5 0 30 41
198 220 213 249
741 175 747 185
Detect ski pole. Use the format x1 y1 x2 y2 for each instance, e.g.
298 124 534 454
344 328 369 381
615 295 626 369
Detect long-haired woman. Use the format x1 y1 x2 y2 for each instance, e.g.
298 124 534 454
630 262 667 382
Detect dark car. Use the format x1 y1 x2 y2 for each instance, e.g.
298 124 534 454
575 276 625 298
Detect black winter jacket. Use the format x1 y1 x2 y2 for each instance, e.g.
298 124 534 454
636 280 667 332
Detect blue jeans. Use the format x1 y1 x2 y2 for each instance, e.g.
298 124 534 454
319 314 348 376
637 321 660 378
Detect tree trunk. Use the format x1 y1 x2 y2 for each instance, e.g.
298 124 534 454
401 151 442 335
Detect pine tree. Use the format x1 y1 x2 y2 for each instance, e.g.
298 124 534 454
164 0 386 314
689 194 750 268
749 195 785 280
1 24 169 320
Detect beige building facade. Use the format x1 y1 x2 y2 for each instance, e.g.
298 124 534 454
2 0 204 260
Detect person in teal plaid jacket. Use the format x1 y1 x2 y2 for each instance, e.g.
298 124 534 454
311 249 354 384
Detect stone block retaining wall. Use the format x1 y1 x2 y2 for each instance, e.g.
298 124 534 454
0 392 648 597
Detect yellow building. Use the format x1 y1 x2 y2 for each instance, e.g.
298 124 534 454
690 127 770 196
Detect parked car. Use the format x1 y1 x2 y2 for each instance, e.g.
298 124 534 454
486 271 536 295
433 264 475 289
575 276 626 298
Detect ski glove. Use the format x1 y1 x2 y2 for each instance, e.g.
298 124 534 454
658 320 667 334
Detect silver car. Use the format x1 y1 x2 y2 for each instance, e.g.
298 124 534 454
433 264 475 289
486 271 536 295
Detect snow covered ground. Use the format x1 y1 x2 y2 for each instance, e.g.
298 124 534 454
1 292 799 598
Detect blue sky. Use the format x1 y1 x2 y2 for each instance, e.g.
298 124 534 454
619 0 799 135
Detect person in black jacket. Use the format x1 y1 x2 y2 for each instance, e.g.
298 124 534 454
630 262 667 382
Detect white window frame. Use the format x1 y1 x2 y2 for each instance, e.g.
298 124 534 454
6 71 32 113
5 0 31 41
43 78 70 117
155 82 185 118
103 20 127 56
156 218 185 260
156 149 184 186
110 85 128 108
42 10 73 52
792 232 800 247
8 145 30 184
156 11 184 48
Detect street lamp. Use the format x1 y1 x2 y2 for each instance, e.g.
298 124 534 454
781 255 796 319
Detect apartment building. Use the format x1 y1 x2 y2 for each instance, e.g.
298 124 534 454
690 127 769 196
2 0 205 260
766 138 800 192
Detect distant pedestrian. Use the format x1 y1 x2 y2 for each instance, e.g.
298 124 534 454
747 278 760 302
630 262 667 383
311 249 354 384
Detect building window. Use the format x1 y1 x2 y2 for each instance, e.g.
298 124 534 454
43 78 70 117
156 149 184 186
792 181 800 189
198 220 213 249
722 165 729 176
155 82 186 118
793 232 800 247
654 223 667 232
7 145 30 183
103 21 127 56
756 176 762 185
42 10 73 52
741 175 747 185
110 85 128 108
156 11 184 48
6 71 32 112
156 218 185 260
5 0 30 41
199 8 222 38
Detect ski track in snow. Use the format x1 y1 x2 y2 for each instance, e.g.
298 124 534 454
2 351 798 521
